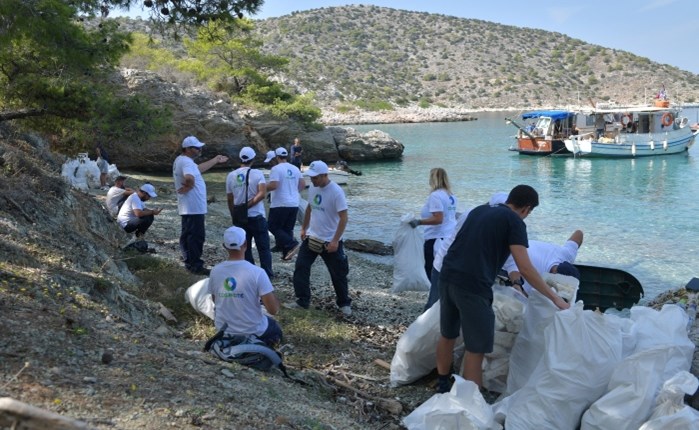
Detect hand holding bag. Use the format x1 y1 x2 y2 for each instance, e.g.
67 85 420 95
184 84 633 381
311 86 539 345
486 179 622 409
307 236 326 253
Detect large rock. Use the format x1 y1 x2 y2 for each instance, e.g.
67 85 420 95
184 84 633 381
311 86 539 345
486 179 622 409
330 127 404 161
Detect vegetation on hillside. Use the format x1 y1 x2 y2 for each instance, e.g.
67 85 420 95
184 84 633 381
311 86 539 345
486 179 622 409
252 5 699 110
0 0 266 150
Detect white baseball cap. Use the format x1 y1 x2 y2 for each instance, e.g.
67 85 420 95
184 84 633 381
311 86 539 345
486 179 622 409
305 160 329 177
140 183 158 198
264 151 275 163
239 147 256 162
223 226 246 250
182 136 205 148
275 147 288 157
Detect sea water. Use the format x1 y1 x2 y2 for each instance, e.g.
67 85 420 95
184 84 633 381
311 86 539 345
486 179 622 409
343 110 699 302
143 109 699 302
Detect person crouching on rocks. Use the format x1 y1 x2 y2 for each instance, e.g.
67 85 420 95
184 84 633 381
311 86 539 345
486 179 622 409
209 226 283 347
117 183 162 239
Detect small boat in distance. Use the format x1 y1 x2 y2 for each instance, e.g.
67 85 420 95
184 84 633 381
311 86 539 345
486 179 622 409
565 99 698 158
506 110 576 156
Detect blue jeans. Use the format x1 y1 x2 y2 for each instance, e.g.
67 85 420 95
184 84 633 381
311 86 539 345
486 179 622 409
244 215 273 278
123 214 154 237
180 214 205 272
293 239 350 308
424 267 441 312
260 316 283 347
423 238 437 279
268 206 299 253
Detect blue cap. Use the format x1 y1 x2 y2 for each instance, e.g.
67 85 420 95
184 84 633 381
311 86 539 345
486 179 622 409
556 261 580 279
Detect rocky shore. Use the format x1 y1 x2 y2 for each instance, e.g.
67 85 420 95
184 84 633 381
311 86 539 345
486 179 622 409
321 106 479 125
2 126 698 429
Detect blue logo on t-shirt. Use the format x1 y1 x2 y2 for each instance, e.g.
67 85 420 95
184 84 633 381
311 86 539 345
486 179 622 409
314 194 322 205
236 173 246 185
286 169 293 178
224 277 237 291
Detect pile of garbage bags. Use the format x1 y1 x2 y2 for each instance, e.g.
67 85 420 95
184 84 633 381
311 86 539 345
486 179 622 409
393 275 699 429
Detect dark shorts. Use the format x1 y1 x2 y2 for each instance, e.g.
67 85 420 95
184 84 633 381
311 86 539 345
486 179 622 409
439 278 494 354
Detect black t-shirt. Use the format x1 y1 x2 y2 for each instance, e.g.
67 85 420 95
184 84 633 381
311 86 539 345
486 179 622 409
440 204 529 299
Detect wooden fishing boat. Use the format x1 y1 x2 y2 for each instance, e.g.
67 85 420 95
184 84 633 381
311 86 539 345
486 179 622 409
564 101 697 158
506 110 577 155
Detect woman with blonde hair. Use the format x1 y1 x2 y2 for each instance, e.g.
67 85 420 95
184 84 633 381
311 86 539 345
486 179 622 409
409 167 458 279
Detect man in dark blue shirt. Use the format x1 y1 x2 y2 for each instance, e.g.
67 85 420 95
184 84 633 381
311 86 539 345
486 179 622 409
435 184 570 393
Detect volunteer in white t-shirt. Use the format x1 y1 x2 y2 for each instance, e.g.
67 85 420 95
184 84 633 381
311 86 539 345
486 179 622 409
267 147 306 261
503 230 584 296
117 183 161 238
286 161 352 316
209 226 282 347
409 167 458 278
105 175 134 218
226 146 273 279
173 136 229 276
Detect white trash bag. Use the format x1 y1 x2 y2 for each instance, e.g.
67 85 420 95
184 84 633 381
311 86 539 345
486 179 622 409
185 279 214 320
403 375 502 430
391 214 430 293
638 371 699 429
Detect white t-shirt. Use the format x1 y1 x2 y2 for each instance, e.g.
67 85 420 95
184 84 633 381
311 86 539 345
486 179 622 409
420 189 458 240
226 167 266 217
268 162 303 208
208 260 274 337
307 181 348 242
502 240 580 294
433 207 473 272
117 193 145 228
173 155 207 215
106 186 127 217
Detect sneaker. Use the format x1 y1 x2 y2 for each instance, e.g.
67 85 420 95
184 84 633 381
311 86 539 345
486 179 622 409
282 242 301 261
339 306 352 316
436 375 453 394
283 301 306 310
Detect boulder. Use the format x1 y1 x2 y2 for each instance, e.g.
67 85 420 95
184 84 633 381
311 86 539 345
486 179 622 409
344 239 393 256
329 127 404 161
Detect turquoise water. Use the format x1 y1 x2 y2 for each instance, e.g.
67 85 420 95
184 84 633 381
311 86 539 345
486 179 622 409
144 110 698 302
341 110 699 302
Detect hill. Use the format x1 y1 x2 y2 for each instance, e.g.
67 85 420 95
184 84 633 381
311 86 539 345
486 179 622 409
252 5 699 112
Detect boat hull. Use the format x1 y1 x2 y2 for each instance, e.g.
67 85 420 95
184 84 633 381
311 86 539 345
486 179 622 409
565 130 696 158
510 138 571 156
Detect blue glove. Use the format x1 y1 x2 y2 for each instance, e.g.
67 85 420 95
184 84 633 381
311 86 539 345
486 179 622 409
408 219 421 228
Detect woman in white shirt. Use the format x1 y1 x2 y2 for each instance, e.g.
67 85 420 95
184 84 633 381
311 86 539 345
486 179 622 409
410 168 458 279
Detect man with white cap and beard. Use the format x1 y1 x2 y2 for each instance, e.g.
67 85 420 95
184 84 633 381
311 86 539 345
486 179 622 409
208 226 282 347
117 183 161 238
173 135 229 276
227 146 273 278
286 160 351 316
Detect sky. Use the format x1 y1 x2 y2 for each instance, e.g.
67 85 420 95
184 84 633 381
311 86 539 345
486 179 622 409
117 0 699 74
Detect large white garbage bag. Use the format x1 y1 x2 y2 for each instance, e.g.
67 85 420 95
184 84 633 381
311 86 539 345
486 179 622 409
581 304 695 430
403 375 502 430
497 302 624 430
390 301 442 387
185 279 214 320
638 371 699 429
391 214 430 293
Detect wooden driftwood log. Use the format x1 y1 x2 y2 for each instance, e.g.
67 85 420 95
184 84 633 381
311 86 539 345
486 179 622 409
308 370 403 415
0 397 91 429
